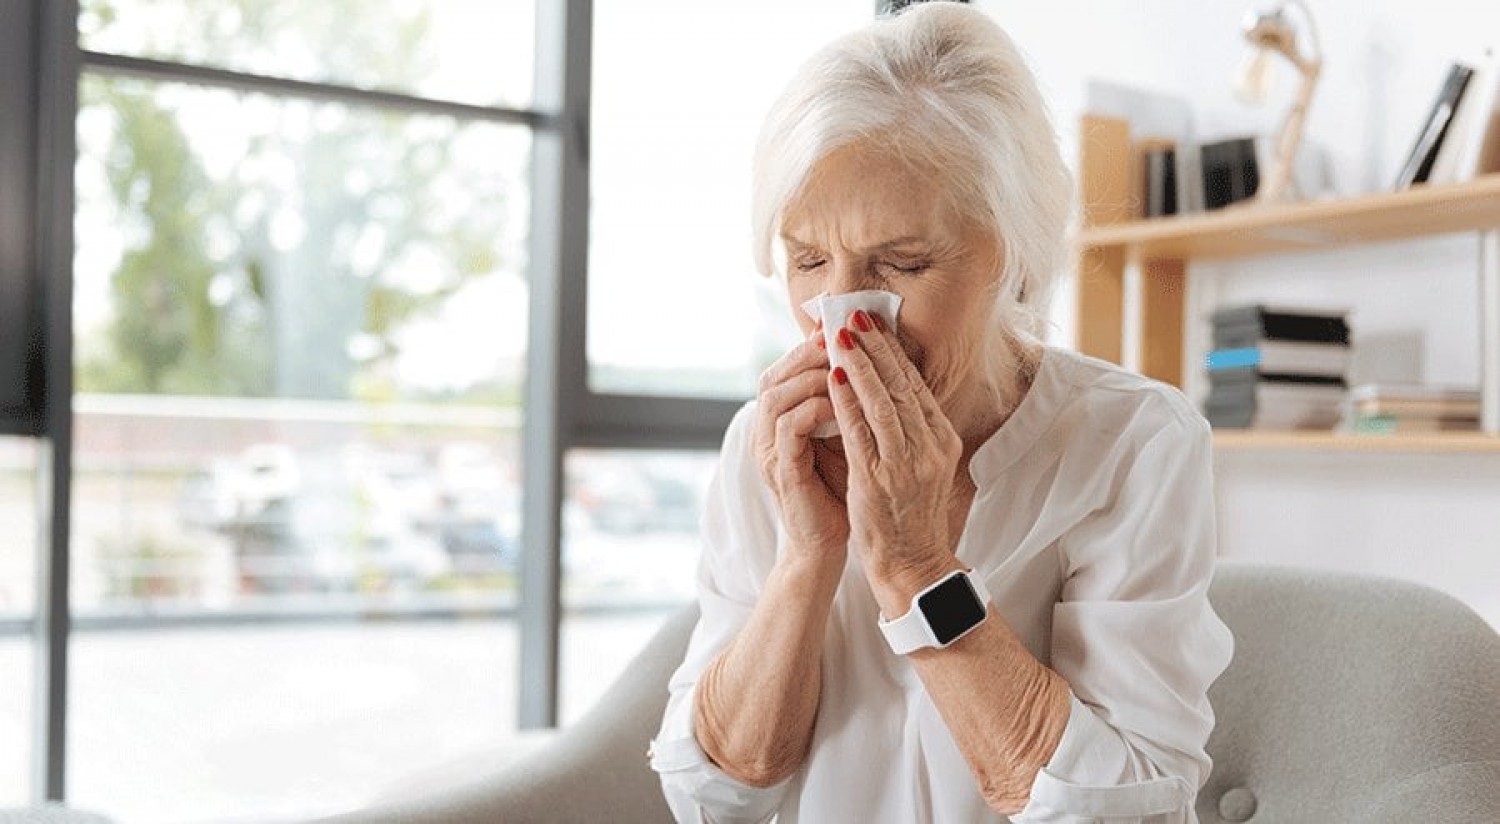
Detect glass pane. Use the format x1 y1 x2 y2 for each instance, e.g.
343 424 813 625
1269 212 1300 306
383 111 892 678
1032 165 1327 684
78 0 535 110
0 437 37 805
71 73 529 822
559 449 717 724
588 1 871 398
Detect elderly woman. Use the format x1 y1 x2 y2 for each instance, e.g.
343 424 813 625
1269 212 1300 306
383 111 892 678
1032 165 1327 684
649 4 1232 822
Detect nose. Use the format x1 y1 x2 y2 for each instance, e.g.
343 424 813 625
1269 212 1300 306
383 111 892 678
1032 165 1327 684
827 258 875 295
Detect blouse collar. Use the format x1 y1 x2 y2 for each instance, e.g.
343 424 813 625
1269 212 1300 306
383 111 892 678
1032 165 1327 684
967 344 1076 487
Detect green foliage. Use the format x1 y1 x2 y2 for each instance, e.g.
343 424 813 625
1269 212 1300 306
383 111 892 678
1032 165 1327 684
76 0 516 403
80 77 275 397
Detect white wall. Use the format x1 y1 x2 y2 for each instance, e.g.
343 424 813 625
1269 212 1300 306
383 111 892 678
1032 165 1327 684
976 0 1500 627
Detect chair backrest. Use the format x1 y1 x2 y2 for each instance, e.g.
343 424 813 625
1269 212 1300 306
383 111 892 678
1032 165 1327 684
429 565 1499 823
632 567 1500 823
1199 564 1500 823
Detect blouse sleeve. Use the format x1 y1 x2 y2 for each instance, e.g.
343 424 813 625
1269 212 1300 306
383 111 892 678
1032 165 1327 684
649 404 794 824
1014 405 1235 823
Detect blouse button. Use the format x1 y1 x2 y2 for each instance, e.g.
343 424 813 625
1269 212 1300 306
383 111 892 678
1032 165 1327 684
1218 787 1258 821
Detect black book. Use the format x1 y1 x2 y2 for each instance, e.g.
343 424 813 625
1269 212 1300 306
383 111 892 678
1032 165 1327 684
1211 304 1350 346
1201 137 1260 210
1214 323 1350 348
1208 374 1347 403
1144 147 1178 217
1394 63 1475 190
1208 368 1347 389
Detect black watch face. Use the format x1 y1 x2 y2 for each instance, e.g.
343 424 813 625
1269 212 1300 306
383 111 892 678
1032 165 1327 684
918 574 986 645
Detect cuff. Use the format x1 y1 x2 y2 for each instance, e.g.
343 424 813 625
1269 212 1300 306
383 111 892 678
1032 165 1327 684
1012 695 1192 822
650 684 789 824
650 734 787 824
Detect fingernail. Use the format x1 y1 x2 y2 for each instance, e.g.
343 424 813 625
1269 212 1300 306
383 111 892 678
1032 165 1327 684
852 310 872 333
837 328 855 350
831 366 848 385
872 314 887 332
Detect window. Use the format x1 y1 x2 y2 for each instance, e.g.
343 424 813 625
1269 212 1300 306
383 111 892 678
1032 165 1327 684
17 0 880 814
559 0 870 730
65 2 533 819
551 0 870 733
543 0 876 732
559 448 717 723
587 1 870 398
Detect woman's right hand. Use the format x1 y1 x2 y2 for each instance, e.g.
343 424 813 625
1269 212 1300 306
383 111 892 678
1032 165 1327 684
754 328 850 571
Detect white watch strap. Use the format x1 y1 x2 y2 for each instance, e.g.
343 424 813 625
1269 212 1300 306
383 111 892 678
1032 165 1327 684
879 599 935 654
878 569 991 655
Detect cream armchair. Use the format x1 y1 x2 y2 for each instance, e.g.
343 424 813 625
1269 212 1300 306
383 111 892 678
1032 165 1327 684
321 565 1500 823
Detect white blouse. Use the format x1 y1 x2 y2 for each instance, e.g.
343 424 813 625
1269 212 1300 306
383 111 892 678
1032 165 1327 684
650 345 1235 823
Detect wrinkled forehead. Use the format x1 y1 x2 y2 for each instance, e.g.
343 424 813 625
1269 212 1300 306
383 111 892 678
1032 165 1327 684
779 144 958 250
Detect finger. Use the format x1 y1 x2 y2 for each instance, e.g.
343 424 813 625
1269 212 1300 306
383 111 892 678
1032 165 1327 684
865 312 951 432
757 333 830 397
891 346 951 437
849 311 925 428
827 363 877 470
833 325 903 456
775 394 836 470
775 395 837 504
762 368 832 416
756 367 830 460
755 335 832 458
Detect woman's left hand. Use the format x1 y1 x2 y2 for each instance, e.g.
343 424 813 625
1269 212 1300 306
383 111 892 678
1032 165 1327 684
827 310 965 591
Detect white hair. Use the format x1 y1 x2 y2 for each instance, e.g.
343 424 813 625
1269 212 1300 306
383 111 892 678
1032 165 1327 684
750 2 1072 395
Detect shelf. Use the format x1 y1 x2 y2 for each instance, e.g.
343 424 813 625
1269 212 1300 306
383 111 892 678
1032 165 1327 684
1073 112 1499 439
1079 174 1500 261
1213 431 1500 453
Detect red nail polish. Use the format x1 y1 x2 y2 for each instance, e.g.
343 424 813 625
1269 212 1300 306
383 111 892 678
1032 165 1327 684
831 366 848 385
837 328 855 350
852 310 872 333
872 314 887 332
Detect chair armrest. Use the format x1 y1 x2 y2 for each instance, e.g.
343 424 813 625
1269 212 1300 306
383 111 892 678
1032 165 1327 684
316 605 698 824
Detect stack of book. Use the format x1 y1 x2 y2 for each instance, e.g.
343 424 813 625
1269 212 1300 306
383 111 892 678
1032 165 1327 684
1340 385 1482 434
1204 305 1350 430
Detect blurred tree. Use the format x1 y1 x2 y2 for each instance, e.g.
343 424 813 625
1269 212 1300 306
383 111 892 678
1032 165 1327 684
75 0 516 401
77 75 256 396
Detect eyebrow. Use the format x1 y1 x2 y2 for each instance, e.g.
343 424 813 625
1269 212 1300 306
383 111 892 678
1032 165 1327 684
780 234 932 253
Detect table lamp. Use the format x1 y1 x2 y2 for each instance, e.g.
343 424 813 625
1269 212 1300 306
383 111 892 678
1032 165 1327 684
1235 1 1322 203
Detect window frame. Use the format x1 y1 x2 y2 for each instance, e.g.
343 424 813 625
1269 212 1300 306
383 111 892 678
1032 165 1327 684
0 1 42 435
15 0 741 804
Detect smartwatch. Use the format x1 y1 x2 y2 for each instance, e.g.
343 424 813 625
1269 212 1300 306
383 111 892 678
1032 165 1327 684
878 569 991 654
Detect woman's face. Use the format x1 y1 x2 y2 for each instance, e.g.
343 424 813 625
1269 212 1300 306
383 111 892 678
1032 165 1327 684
780 144 1002 412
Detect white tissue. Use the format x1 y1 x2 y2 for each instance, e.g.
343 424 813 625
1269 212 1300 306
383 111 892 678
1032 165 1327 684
799 290 903 438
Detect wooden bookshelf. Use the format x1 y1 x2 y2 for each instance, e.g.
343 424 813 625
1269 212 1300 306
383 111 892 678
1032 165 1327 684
1079 174 1500 261
1074 113 1500 451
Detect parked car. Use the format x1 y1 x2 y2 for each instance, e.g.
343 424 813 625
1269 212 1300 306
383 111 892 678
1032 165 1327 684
568 456 704 535
177 443 454 594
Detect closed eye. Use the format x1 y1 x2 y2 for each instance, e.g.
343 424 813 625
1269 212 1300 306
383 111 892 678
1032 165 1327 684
880 260 929 275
